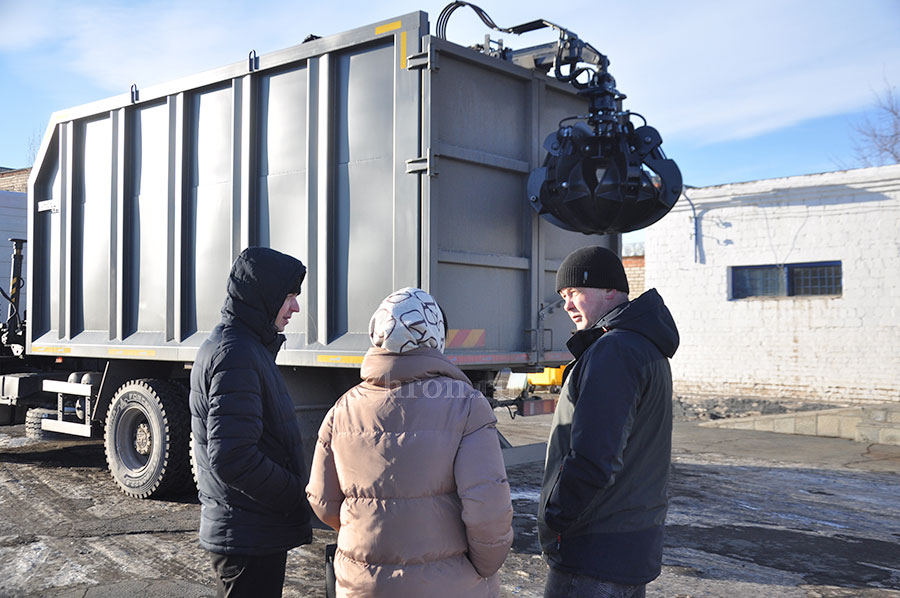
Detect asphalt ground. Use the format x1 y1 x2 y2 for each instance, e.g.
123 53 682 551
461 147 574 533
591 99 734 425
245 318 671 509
497 414 900 598
0 410 898 597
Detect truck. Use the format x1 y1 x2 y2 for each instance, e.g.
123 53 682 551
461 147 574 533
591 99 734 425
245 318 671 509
0 4 680 499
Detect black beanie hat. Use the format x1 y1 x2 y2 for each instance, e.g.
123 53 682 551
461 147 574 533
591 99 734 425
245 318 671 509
556 246 629 294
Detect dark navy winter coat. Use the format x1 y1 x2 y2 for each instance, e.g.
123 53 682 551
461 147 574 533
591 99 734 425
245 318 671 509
538 289 679 584
189 247 313 555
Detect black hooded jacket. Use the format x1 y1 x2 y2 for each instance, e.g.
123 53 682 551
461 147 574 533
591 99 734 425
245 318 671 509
189 247 312 555
537 288 679 584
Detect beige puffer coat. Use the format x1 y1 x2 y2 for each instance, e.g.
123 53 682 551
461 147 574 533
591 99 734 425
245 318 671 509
306 346 514 598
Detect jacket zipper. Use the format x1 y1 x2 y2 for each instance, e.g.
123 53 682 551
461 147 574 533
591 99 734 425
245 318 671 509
555 463 563 552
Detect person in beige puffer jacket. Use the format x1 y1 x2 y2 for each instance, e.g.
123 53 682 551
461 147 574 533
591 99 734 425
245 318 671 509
306 287 514 598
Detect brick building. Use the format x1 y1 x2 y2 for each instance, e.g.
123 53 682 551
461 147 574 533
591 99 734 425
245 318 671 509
622 242 645 296
0 167 31 193
645 164 900 404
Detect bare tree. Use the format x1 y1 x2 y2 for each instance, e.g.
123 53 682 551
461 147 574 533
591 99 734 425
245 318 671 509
850 83 900 167
25 126 43 167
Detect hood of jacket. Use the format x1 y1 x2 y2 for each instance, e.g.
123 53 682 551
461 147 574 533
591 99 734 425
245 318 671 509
567 288 679 360
360 346 471 387
221 247 306 349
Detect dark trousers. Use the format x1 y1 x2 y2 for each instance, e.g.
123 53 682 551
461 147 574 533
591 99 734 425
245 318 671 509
544 567 646 598
209 550 288 598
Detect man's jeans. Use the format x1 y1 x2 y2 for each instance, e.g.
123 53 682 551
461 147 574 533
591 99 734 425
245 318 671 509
209 550 288 598
544 567 646 598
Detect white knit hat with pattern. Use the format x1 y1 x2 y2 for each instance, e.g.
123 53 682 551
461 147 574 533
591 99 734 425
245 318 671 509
368 287 445 354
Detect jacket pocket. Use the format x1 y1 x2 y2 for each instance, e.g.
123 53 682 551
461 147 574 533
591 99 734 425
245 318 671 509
213 553 247 582
540 465 562 519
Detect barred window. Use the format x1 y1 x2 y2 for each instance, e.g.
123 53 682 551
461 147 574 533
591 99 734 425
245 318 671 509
731 262 841 299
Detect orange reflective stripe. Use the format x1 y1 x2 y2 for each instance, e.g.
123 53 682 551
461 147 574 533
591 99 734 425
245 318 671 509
446 329 486 349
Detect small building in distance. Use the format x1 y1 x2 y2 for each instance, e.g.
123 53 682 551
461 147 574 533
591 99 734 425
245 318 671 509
622 241 645 297
646 164 900 404
0 167 31 194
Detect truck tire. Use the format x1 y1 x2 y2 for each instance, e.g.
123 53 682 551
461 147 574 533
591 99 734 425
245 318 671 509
173 380 200 491
104 379 192 498
24 407 60 440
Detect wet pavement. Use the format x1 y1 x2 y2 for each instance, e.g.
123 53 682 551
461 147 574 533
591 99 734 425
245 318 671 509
662 422 900 597
0 407 898 597
496 414 900 598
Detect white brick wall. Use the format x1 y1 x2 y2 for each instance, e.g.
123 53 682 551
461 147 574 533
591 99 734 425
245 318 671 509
646 164 900 404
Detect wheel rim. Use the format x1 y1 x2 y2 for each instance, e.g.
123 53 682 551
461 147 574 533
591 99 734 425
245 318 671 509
114 402 153 471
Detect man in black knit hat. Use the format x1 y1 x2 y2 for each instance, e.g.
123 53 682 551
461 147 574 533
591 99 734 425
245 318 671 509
538 246 680 598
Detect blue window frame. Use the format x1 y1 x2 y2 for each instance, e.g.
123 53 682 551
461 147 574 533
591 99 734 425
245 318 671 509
731 261 841 299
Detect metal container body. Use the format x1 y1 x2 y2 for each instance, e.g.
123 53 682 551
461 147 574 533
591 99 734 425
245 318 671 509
26 12 612 370
421 37 615 368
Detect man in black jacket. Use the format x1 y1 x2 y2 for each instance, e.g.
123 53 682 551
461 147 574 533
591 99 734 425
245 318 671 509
190 247 312 598
538 246 679 598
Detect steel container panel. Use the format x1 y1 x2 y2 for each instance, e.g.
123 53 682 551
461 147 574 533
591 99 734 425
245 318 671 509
26 11 612 369
128 101 170 337
420 37 615 367
73 116 113 338
31 135 61 341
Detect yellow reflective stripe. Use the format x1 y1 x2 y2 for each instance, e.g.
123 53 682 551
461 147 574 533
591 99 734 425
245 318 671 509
31 346 72 354
401 30 407 69
108 348 157 357
316 354 364 364
375 20 402 35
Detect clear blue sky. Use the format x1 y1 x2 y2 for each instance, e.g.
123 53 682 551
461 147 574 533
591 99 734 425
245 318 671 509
1 0 898 193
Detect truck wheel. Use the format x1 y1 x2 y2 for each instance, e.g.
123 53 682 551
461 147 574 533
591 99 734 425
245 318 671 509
104 379 192 498
25 407 60 440
176 380 200 491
